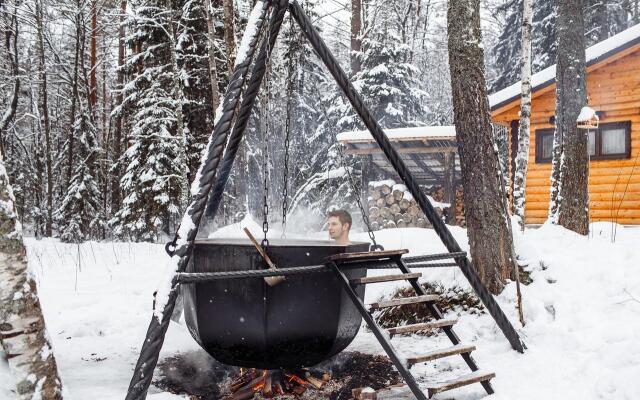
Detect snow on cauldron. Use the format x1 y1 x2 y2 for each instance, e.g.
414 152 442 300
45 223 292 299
182 238 370 370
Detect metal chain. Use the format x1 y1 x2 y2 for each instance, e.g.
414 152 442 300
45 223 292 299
309 84 381 250
336 143 382 251
281 14 296 237
261 13 273 248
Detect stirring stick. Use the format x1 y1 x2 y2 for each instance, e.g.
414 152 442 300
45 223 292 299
243 227 286 286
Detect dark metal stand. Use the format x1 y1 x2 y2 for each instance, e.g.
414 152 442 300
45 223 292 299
288 0 524 353
125 1 288 398
125 1 523 398
328 260 428 400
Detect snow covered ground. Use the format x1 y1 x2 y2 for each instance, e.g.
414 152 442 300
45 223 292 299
1 222 639 399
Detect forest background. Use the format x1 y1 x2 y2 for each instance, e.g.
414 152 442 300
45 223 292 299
0 0 638 243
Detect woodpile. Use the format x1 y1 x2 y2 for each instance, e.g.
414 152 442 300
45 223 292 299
367 180 452 229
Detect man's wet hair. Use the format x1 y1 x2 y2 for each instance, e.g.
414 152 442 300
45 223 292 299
328 209 352 229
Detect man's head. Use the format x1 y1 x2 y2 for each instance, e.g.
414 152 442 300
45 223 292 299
327 209 352 245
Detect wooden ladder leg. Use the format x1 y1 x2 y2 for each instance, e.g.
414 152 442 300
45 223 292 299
328 261 428 400
393 256 494 396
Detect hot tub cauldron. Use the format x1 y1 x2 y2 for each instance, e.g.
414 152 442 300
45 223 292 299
182 238 370 370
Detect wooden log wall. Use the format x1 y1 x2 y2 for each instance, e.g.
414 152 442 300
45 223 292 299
367 180 466 229
492 45 640 225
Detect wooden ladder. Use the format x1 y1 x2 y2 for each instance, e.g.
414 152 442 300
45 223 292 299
327 249 495 399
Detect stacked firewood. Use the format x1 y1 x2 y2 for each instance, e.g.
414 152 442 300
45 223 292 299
366 180 466 228
366 180 450 230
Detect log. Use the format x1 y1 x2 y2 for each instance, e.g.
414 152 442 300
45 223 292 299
408 205 420 217
385 194 395 205
369 207 380 219
399 198 411 210
392 188 404 202
380 183 392 195
390 203 401 214
376 198 386 207
379 207 392 219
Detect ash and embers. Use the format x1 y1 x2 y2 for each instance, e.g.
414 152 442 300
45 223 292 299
155 351 401 400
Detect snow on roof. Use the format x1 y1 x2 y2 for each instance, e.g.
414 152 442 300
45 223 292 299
577 106 599 123
489 23 640 110
336 126 456 143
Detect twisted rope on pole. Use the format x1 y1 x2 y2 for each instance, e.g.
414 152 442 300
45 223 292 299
289 0 524 353
124 3 281 399
176 260 458 283
205 0 290 219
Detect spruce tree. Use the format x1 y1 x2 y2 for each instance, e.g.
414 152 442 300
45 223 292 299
176 0 216 182
110 0 184 241
55 108 105 242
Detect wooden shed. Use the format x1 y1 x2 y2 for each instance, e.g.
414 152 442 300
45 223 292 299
490 23 640 225
336 126 460 209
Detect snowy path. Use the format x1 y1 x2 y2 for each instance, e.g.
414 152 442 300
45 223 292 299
0 224 639 399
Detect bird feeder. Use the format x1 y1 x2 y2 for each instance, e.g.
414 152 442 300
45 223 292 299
576 106 600 130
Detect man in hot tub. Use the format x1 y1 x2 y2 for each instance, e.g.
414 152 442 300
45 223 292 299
327 209 352 245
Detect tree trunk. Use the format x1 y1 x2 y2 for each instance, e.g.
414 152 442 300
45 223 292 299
67 12 82 191
513 0 533 230
555 0 589 235
0 151 63 399
447 0 517 294
223 0 236 73
0 3 20 156
204 0 221 113
168 16 190 215
35 0 54 237
89 0 98 110
351 0 362 74
112 0 127 213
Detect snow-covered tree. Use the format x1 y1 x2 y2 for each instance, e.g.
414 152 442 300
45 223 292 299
176 0 216 181
110 0 185 241
55 109 106 242
489 0 639 92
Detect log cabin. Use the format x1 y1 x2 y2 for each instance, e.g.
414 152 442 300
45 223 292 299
490 23 640 225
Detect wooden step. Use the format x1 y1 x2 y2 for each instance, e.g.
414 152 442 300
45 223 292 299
387 318 457 335
350 272 421 285
426 370 495 398
407 344 476 367
328 249 408 262
369 295 439 310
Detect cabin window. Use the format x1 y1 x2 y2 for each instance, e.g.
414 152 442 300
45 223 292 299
535 121 631 163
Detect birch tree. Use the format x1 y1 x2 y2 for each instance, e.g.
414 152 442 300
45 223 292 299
513 0 533 230
0 152 63 399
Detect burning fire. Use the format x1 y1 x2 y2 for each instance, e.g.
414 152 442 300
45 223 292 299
224 368 330 399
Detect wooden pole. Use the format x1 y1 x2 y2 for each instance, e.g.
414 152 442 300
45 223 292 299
243 227 285 286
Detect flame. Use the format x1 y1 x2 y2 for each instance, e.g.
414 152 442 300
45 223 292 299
285 373 308 386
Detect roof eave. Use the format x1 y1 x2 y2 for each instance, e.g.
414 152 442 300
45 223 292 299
489 34 640 113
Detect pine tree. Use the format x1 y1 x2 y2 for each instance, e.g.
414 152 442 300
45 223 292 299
110 0 185 241
176 0 216 182
355 32 427 129
55 108 105 242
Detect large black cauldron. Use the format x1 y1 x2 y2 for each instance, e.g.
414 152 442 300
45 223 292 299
182 238 369 370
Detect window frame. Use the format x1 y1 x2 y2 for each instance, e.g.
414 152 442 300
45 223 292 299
535 121 632 163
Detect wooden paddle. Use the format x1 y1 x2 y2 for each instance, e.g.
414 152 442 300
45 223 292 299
243 227 285 286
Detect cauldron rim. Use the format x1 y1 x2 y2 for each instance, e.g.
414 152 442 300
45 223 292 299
195 237 370 248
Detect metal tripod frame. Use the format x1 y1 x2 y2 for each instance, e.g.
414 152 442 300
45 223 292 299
125 1 524 398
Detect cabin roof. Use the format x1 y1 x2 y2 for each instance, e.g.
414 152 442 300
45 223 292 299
336 126 459 186
336 126 456 143
489 23 640 112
